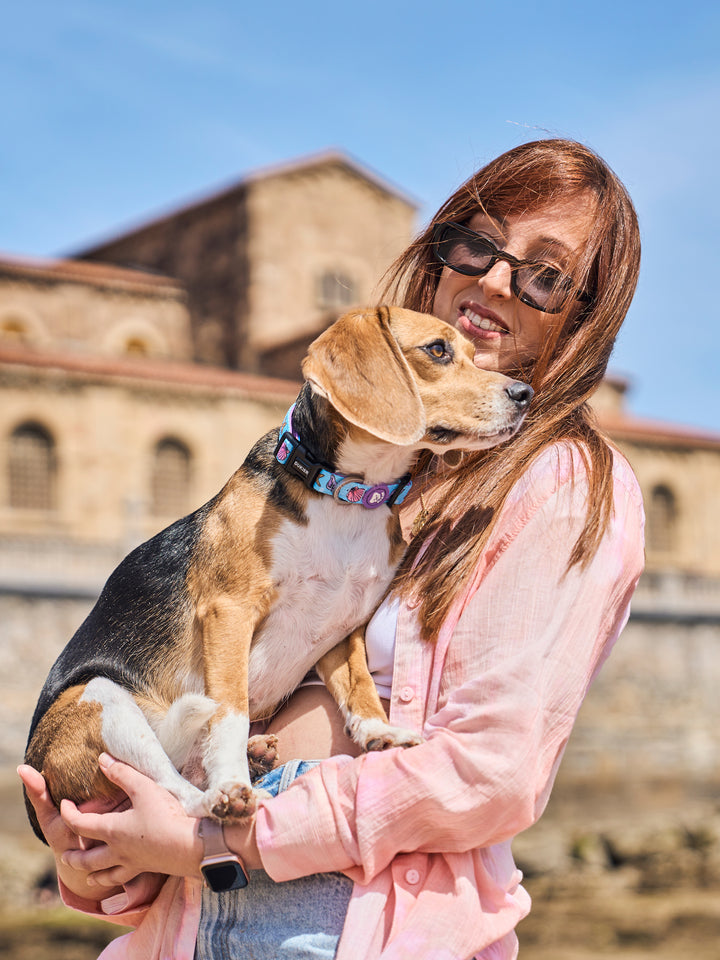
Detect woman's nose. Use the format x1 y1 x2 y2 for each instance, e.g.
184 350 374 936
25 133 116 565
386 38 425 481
478 260 513 300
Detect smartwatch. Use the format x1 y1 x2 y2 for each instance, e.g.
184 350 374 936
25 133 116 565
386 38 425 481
198 817 249 892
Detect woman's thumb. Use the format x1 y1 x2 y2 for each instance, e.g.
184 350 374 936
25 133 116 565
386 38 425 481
98 753 142 797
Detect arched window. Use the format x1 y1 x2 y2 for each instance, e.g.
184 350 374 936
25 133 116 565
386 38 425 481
8 422 56 510
150 438 192 517
124 336 150 356
316 271 356 310
646 484 677 554
0 315 29 343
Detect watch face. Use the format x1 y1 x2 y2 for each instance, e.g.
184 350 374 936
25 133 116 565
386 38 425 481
201 860 249 892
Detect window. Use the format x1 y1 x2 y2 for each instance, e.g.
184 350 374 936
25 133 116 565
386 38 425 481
317 271 356 310
646 484 677 554
150 438 192 517
8 423 56 510
0 316 29 343
124 337 150 356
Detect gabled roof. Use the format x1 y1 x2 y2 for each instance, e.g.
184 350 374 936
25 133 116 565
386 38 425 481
73 149 418 255
0 252 181 296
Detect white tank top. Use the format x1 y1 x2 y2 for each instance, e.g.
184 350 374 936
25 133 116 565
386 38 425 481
364 594 399 700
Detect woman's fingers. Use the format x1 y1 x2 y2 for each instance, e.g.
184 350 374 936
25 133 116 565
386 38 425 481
123 872 167 908
100 873 166 916
18 763 53 817
59 797 114 843
17 764 72 846
97 753 142 790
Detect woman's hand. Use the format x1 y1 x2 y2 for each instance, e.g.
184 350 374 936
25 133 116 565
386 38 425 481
51 753 203 889
18 761 164 907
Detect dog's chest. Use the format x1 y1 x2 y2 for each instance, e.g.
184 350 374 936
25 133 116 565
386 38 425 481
247 497 398 714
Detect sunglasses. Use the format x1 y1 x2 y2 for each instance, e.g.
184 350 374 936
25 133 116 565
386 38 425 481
432 221 591 314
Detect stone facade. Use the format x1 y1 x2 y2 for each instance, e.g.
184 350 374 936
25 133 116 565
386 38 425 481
77 151 416 377
0 255 193 361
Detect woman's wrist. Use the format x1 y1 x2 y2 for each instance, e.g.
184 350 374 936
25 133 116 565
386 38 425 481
222 818 263 872
172 810 205 879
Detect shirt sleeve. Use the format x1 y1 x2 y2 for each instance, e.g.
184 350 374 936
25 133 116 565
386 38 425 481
255 449 645 884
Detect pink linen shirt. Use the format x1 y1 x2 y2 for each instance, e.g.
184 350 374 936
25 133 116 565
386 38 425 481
63 441 645 960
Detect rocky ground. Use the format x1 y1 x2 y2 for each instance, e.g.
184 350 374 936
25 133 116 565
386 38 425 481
2 767 719 959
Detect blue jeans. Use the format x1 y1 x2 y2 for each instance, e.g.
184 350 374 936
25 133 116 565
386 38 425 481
194 761 353 960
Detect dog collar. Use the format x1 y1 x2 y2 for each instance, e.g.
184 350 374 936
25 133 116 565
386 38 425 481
274 404 412 509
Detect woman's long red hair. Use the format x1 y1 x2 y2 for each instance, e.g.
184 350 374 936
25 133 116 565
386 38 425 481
380 139 641 640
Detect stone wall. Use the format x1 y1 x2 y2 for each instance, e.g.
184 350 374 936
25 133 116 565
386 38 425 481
79 190 250 368
0 259 192 361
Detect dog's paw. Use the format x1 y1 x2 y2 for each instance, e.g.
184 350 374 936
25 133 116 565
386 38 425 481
247 733 280 779
206 781 257 822
349 717 424 752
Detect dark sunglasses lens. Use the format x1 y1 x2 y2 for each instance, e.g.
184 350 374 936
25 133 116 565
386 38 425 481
516 264 572 313
435 227 495 276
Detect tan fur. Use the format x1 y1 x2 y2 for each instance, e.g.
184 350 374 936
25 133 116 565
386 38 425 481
25 686 119 808
316 628 388 726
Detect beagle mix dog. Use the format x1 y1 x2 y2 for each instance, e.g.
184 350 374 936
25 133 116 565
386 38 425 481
25 306 533 836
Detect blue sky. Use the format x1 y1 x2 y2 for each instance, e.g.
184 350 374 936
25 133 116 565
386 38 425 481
1 1 718 431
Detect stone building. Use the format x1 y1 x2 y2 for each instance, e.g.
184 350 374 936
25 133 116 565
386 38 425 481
1 150 719 811
563 378 720 800
76 150 417 378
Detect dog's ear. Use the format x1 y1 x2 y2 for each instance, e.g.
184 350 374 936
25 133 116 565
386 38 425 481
302 307 425 445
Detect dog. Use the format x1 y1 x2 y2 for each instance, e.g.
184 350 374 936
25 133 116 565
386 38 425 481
24 306 533 838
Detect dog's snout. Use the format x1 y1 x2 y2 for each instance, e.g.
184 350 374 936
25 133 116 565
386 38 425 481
505 381 534 408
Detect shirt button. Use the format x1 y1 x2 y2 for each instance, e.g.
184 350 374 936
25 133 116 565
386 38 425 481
399 686 415 703
405 869 421 885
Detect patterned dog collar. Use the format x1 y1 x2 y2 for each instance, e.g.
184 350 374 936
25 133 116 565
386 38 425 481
274 404 412 509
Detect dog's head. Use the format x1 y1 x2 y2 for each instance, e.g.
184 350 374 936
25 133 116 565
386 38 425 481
302 306 533 453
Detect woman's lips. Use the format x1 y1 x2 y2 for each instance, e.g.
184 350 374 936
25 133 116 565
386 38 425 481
457 303 508 339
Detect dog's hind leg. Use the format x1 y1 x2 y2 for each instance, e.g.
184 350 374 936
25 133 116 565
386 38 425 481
316 627 423 751
80 678 210 816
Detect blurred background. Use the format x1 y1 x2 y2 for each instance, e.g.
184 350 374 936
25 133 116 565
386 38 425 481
1 3 719 958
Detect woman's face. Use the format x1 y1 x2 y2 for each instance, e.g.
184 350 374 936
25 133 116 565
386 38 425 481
431 194 595 375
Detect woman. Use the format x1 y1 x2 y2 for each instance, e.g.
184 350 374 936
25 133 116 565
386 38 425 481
20 138 645 959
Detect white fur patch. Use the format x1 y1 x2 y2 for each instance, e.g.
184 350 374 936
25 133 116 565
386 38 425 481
80 677 207 814
157 693 218 770
248 497 398 716
203 710 251 791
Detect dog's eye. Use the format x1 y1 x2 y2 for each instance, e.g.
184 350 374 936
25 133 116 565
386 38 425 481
423 340 453 363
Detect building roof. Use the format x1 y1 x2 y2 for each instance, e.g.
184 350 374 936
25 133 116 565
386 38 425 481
73 149 419 255
597 409 720 451
0 252 182 297
0 341 299 401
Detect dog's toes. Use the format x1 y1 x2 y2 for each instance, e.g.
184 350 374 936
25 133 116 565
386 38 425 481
208 782 256 822
247 734 280 778
365 728 424 752
367 735 403 751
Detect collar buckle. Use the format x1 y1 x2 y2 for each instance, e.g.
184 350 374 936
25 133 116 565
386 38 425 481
274 431 325 490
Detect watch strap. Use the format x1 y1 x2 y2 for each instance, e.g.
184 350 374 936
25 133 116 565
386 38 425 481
199 818 249 892
199 817 232 858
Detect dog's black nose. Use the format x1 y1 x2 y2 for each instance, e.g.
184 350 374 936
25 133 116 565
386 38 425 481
505 381 534 408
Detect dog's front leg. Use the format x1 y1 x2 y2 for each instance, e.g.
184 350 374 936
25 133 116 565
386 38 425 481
199 595 258 822
316 627 423 751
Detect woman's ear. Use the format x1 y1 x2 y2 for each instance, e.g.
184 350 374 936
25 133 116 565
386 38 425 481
302 307 425 445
